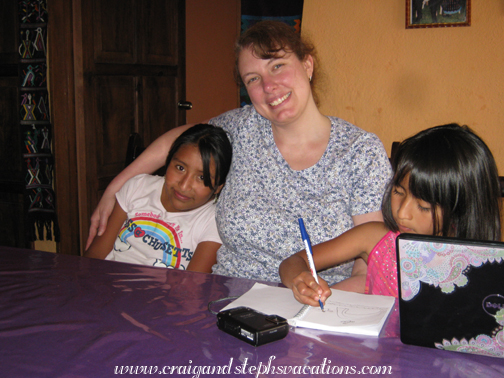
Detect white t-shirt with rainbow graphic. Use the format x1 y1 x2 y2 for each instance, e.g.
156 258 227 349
105 174 221 269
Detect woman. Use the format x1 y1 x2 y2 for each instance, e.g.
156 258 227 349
87 21 391 289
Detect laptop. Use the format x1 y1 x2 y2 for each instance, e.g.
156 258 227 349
396 233 504 358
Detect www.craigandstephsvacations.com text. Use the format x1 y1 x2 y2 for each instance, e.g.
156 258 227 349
113 357 393 376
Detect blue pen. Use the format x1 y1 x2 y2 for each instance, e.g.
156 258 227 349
297 218 325 311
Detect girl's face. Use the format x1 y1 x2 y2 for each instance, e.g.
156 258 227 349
238 46 313 126
391 174 442 235
161 144 222 213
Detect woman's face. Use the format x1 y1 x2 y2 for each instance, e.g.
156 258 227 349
238 46 313 126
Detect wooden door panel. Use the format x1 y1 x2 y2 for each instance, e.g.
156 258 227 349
142 75 178 145
93 0 136 64
93 76 137 188
139 0 178 66
47 0 186 254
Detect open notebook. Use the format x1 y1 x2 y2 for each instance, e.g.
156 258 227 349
220 283 395 337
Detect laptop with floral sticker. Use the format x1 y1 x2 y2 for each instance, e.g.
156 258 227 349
396 234 504 358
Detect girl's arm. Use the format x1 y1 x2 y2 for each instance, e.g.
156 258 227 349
84 201 127 259
86 124 195 249
331 211 383 293
330 210 385 293
279 221 388 305
186 241 221 273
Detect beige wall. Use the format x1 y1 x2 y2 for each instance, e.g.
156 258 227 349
303 0 504 172
185 0 240 124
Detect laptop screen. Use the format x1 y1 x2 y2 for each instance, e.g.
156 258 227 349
396 233 504 358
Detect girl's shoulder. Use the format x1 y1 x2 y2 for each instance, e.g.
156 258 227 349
120 174 163 199
116 174 164 213
353 222 391 244
124 173 163 189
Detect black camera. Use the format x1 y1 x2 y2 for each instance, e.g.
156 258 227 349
216 306 289 346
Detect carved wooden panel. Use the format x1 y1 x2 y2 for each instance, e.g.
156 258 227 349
138 0 179 65
92 0 179 66
93 76 136 185
142 75 179 145
92 0 136 64
49 0 186 254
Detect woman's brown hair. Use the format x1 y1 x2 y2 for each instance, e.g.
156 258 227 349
234 21 321 105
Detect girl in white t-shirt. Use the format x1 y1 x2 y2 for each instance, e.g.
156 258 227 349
84 124 232 272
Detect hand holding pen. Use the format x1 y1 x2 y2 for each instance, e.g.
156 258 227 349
298 218 325 311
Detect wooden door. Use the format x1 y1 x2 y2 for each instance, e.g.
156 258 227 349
50 0 186 255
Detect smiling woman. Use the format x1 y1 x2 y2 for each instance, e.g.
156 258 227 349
238 48 316 135
87 21 392 289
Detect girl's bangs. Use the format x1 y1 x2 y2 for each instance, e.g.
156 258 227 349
393 155 438 204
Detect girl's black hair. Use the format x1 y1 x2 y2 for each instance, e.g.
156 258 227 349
165 124 232 191
382 124 501 241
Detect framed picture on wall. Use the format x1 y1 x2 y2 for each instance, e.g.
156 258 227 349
406 0 471 29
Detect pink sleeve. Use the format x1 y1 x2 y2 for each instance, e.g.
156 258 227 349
365 231 400 297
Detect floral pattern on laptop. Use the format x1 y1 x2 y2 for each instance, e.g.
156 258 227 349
434 330 504 358
398 240 504 358
398 240 504 301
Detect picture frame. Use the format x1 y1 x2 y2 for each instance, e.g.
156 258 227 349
406 0 471 29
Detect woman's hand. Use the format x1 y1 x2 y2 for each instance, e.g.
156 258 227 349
84 202 127 259
85 191 117 250
291 271 331 307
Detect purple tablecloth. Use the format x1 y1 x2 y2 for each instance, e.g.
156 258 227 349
0 247 503 378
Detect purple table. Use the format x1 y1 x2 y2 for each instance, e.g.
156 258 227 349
0 247 503 378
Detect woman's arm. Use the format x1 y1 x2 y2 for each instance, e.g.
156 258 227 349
86 124 194 249
84 201 127 259
186 241 220 273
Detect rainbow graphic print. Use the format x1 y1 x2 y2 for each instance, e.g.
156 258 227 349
114 216 191 269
